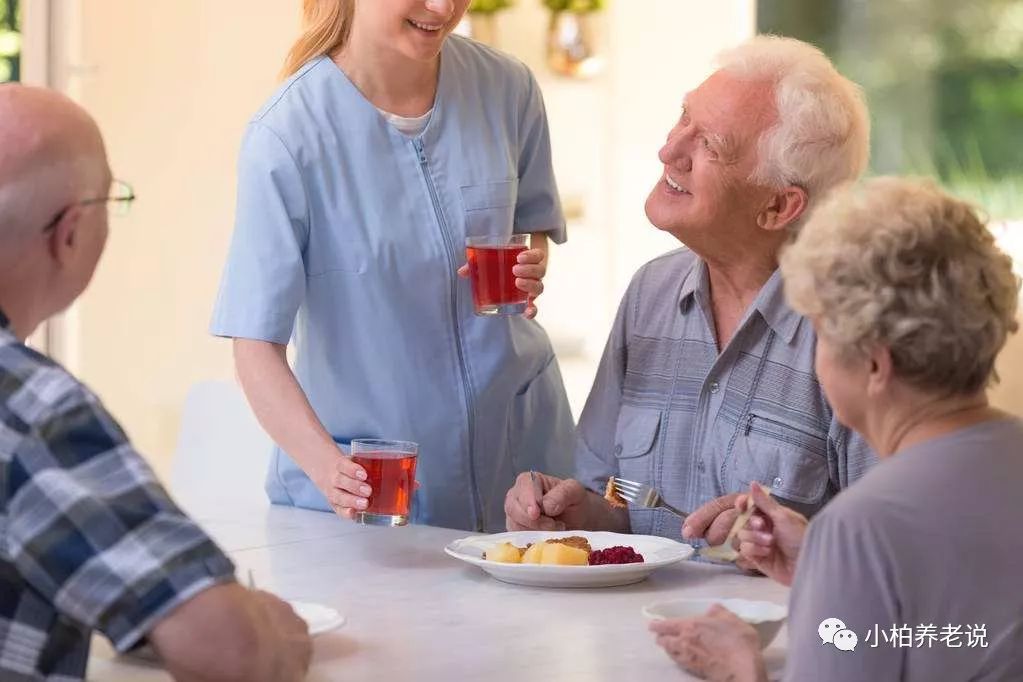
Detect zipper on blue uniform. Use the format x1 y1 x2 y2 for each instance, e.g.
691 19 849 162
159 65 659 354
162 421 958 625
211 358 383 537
412 137 484 531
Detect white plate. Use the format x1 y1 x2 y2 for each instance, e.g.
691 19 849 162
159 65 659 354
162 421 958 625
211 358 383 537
288 600 347 635
444 530 694 588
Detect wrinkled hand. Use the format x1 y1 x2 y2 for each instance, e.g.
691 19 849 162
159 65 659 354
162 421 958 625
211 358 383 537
650 604 765 682
736 483 808 586
457 247 547 319
504 472 591 531
253 591 313 681
682 493 742 546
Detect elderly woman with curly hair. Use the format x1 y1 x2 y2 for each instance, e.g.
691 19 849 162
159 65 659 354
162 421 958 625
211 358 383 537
650 177 1023 682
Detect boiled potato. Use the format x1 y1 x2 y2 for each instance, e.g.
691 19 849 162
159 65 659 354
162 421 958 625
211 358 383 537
521 542 544 564
539 542 588 566
485 542 523 564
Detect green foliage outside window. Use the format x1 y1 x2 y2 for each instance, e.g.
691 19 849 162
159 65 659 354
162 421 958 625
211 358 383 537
542 0 606 13
468 0 515 14
0 0 20 83
759 0 1023 220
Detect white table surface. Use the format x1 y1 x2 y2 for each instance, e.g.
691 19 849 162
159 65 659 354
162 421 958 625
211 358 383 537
87 504 790 681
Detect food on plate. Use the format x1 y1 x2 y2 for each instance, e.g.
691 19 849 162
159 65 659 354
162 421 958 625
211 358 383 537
699 486 773 563
604 476 628 509
483 542 525 563
540 542 589 566
483 537 644 566
521 542 545 564
545 536 592 553
589 546 645 565
519 536 594 564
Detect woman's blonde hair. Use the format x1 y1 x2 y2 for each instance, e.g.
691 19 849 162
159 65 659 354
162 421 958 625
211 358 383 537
781 176 1020 396
281 0 355 80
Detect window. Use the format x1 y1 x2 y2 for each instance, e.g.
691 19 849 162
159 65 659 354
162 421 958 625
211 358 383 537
0 0 19 82
758 0 1023 223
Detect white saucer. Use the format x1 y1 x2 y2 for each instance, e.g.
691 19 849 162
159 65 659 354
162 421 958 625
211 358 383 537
288 600 347 635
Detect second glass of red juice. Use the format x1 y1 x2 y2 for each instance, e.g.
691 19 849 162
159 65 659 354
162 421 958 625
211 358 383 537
465 234 529 316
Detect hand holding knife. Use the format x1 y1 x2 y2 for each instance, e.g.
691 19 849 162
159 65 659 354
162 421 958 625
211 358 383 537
529 470 545 517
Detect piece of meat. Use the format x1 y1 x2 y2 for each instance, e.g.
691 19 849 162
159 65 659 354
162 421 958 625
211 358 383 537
604 476 628 509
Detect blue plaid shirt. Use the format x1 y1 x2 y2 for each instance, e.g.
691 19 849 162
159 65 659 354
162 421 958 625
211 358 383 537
576 249 878 539
0 310 235 681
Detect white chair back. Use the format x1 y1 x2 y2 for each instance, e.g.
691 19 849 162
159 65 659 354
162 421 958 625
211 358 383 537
171 380 272 516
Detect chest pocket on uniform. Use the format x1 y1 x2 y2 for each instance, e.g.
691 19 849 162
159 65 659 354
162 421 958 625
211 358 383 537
306 241 370 277
728 412 828 507
612 407 662 487
461 180 518 236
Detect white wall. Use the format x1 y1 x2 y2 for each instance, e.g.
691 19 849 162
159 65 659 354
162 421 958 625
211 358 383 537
50 0 299 477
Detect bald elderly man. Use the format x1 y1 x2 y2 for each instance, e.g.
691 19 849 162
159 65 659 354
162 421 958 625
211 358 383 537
0 85 311 681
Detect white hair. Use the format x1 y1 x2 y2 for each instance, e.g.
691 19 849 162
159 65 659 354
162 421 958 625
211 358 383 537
717 35 871 208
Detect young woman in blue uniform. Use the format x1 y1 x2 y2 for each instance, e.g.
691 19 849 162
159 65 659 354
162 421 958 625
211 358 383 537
211 0 574 531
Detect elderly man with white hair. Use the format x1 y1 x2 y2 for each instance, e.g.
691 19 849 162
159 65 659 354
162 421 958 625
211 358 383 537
0 84 311 681
504 36 877 548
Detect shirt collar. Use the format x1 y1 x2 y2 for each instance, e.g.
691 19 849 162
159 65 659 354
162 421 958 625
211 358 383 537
678 256 707 311
755 268 803 345
0 307 9 333
678 258 803 345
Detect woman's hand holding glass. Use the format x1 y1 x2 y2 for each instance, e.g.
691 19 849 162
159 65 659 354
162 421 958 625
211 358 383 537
319 455 370 521
457 235 548 319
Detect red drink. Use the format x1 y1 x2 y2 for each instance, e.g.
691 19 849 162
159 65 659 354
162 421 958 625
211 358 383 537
352 452 418 520
466 244 528 314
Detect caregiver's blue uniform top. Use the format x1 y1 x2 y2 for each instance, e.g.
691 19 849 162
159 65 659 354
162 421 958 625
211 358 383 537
211 37 575 532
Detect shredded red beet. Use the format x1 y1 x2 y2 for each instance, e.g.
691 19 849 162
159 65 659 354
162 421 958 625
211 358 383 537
588 546 645 565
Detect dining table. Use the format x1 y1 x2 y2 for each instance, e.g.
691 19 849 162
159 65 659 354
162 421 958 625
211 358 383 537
86 498 791 681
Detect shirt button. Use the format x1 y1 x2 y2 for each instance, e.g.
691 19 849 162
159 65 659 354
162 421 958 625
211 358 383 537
614 444 623 455
772 476 783 488
698 460 706 473
708 381 720 394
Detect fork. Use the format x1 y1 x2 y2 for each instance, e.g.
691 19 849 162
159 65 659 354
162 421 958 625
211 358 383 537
612 477 688 518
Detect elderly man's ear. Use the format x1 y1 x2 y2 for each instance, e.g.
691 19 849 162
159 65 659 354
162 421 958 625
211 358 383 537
756 186 809 232
47 208 87 267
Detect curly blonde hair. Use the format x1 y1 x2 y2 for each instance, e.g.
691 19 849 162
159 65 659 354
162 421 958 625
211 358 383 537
780 177 1020 395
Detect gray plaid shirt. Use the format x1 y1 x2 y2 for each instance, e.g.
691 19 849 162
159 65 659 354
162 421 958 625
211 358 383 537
0 311 234 681
576 249 878 540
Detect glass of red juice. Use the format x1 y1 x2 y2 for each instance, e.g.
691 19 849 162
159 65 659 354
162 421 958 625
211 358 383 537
349 439 419 526
465 234 530 316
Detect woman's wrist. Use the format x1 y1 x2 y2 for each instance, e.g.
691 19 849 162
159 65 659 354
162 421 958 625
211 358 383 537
734 648 769 682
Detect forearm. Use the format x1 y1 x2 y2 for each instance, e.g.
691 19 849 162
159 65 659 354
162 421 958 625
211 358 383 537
581 490 631 533
746 654 770 682
233 338 337 490
151 585 292 682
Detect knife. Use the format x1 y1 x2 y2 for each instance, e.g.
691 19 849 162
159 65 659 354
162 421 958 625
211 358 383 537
529 470 545 516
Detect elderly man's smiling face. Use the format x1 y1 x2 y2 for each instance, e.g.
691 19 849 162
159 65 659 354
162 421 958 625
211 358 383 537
645 70 780 252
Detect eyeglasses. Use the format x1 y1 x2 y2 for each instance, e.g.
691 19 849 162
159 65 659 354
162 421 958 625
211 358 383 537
42 179 136 232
